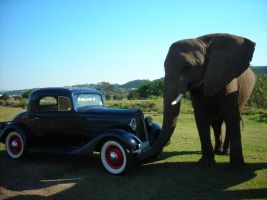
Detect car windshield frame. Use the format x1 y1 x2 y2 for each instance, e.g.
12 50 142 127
72 93 104 109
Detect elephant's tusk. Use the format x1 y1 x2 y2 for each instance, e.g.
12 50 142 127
171 94 184 105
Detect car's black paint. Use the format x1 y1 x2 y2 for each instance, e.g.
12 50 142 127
0 122 28 144
0 88 161 157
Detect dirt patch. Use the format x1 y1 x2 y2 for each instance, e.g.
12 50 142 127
0 151 103 200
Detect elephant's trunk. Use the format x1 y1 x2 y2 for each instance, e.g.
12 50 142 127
138 80 181 159
161 83 181 147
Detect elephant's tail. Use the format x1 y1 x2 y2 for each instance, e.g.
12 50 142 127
240 115 245 130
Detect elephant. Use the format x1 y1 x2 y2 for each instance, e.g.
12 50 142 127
140 33 256 171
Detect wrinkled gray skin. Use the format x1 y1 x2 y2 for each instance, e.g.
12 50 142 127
140 33 256 170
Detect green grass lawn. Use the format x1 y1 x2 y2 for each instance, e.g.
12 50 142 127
0 106 266 200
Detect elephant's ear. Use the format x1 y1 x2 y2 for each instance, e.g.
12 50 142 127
198 34 255 97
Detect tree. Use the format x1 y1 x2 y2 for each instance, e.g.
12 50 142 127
113 94 124 100
135 79 164 99
151 79 164 96
22 90 33 99
0 93 10 101
96 82 116 100
138 81 153 99
127 89 140 100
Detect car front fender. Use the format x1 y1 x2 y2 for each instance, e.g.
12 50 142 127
70 129 142 155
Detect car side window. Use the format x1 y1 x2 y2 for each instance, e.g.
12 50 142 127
39 96 58 112
58 96 71 111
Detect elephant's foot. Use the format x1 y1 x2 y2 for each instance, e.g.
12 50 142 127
222 150 229 156
226 163 246 172
143 148 163 161
214 149 229 156
214 149 224 155
223 148 229 155
214 144 222 153
197 156 216 167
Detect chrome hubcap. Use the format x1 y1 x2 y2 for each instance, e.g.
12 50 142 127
110 152 117 161
11 140 18 148
105 144 124 169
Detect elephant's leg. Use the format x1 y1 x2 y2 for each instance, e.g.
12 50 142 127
211 118 224 154
191 92 215 166
223 130 230 155
222 92 244 170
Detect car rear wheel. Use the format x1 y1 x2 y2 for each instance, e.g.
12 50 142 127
100 140 133 175
5 131 26 159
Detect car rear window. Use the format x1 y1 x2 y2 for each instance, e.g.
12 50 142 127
39 96 58 111
39 96 57 106
38 96 72 112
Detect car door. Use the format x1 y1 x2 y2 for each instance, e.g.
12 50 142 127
31 95 78 147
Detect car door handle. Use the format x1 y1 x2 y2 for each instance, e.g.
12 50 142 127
33 117 40 120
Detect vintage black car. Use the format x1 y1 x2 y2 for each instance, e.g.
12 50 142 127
0 88 163 174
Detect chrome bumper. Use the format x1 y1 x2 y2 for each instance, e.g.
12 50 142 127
136 141 150 155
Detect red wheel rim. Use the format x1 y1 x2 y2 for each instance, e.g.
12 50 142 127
8 135 22 155
105 145 124 169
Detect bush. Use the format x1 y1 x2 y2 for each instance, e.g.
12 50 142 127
247 74 267 109
248 113 267 123
258 113 267 123
14 95 22 100
107 99 163 115
13 99 28 108
106 99 194 115
242 106 266 115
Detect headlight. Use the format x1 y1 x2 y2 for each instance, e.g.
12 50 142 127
130 119 137 131
146 116 153 126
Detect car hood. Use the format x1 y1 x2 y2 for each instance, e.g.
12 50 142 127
75 107 143 133
76 107 140 118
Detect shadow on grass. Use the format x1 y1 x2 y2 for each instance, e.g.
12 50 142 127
156 150 201 159
0 150 266 200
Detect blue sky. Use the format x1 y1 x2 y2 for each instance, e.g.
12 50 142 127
0 0 266 90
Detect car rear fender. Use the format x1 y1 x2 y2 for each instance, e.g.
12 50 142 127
0 122 27 144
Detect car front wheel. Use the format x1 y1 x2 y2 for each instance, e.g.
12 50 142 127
5 131 26 159
100 140 133 175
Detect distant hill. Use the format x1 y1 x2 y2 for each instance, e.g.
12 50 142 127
252 66 267 75
0 89 33 96
66 83 97 89
1 66 265 95
68 80 149 90
0 80 151 95
118 79 149 89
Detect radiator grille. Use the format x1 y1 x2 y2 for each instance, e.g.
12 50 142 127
135 111 148 142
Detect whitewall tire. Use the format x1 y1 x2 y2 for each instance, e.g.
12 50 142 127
100 140 132 175
5 131 25 159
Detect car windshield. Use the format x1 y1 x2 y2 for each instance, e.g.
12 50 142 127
73 93 103 108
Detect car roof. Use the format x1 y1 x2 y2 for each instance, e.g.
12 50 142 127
31 87 102 97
